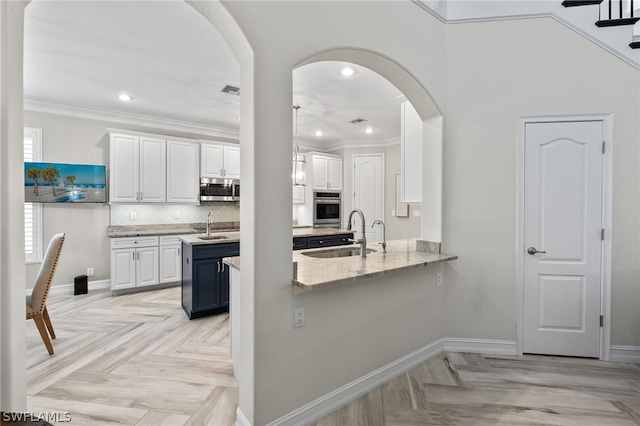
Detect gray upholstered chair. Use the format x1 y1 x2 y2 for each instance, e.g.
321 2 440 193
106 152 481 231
26 233 65 355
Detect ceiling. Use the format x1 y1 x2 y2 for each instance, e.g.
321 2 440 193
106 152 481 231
24 1 405 147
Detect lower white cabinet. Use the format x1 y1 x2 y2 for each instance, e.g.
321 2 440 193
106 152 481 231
159 236 182 284
111 235 183 293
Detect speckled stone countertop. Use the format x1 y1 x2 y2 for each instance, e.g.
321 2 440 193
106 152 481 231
224 238 458 293
179 227 354 246
107 222 240 237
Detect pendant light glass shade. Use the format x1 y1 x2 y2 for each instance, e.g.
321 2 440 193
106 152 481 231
292 105 306 186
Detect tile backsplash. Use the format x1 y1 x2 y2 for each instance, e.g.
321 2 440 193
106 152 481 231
110 203 239 226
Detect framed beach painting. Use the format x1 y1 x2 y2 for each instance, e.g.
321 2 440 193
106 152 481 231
24 162 107 203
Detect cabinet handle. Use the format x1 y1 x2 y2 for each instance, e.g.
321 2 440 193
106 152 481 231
221 263 225 272
132 252 135 260
319 240 323 244
178 248 181 256
217 261 221 273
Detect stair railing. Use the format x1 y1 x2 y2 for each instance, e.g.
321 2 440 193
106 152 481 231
599 0 638 22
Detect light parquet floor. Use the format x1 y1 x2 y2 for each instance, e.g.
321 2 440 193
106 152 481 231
313 352 640 426
27 288 640 425
26 287 238 426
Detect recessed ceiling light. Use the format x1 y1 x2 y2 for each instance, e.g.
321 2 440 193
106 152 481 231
338 66 355 77
315 130 323 137
117 93 134 101
365 127 374 134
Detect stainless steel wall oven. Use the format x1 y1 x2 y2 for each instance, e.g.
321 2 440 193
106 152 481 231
313 191 341 228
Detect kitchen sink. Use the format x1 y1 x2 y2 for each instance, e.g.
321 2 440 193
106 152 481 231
302 247 377 258
197 235 229 241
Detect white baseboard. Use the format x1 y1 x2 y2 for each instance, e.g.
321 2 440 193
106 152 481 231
260 337 514 426
443 337 518 356
610 345 640 364
235 408 251 426
26 279 111 297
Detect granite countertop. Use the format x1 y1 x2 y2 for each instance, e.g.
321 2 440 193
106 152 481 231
224 238 458 293
179 226 353 246
107 222 239 238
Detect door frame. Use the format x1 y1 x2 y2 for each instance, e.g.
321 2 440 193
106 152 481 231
352 153 385 236
516 114 613 360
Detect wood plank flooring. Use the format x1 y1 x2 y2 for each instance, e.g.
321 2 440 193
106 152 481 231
26 287 238 425
27 287 640 425
313 352 640 426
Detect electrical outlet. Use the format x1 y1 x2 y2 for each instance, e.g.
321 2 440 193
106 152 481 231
87 267 94 277
294 307 305 328
413 210 421 217
130 211 137 220
174 211 181 219
391 209 396 216
436 272 443 287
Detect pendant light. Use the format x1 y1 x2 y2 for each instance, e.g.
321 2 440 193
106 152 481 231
292 105 306 186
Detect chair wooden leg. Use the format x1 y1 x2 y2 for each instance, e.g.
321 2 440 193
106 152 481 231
32 314 54 355
43 305 56 339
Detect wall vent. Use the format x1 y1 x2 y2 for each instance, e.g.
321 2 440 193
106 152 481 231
349 118 368 124
221 85 241 96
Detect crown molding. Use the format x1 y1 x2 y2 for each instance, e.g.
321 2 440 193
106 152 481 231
24 98 240 140
298 136 400 153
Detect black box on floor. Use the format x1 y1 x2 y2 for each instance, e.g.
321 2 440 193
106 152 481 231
74 274 88 295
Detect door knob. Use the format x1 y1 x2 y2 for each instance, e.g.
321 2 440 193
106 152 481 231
527 247 546 255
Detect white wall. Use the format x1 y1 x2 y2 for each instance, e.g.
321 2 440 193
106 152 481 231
443 18 640 346
198 2 447 423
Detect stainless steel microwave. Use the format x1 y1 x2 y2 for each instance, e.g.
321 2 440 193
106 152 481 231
200 178 239 202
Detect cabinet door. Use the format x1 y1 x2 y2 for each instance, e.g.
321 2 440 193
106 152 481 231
223 145 241 179
159 244 181 284
136 246 159 287
110 248 136 290
327 157 343 190
201 143 224 178
109 134 139 203
293 185 305 204
139 137 166 202
401 101 423 202
312 156 329 190
220 261 230 306
192 259 222 312
167 140 200 203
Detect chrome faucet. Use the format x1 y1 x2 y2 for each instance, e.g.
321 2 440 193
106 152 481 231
346 209 367 257
371 219 386 253
205 211 212 236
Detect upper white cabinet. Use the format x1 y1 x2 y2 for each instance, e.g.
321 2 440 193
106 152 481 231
200 141 240 179
110 133 166 203
400 101 422 203
109 130 200 204
311 153 342 190
166 139 200 203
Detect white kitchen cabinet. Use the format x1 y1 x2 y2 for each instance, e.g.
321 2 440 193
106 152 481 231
159 236 182 284
109 132 166 203
110 236 159 292
400 101 422 202
292 185 305 204
200 141 240 179
166 139 200 203
311 154 342 190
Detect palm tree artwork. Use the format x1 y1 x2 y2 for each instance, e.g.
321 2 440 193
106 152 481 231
26 168 41 195
41 166 60 196
66 175 76 193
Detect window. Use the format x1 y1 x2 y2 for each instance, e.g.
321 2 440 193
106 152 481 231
24 127 42 263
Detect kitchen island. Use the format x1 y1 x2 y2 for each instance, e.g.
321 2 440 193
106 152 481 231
179 227 354 319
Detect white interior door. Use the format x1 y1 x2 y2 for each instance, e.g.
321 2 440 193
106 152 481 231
523 121 603 358
353 155 384 242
